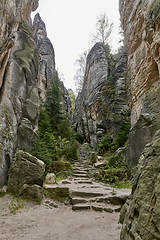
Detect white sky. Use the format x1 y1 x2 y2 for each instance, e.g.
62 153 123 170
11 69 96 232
32 0 121 92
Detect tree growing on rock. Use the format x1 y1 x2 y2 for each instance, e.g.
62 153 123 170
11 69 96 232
74 50 88 93
92 13 113 45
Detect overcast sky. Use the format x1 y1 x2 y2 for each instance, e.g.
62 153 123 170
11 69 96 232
32 0 121 92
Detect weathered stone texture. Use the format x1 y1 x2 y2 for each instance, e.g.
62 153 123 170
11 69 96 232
60 81 73 120
120 0 160 167
120 0 160 239
33 14 72 119
33 13 56 101
8 150 45 198
120 130 160 240
73 43 129 148
0 0 39 187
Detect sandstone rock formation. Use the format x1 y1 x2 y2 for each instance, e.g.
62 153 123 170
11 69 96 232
0 0 39 187
120 130 160 240
0 4 73 189
119 0 160 239
8 150 45 199
73 43 129 148
33 13 72 119
33 13 56 101
60 81 73 120
120 0 160 168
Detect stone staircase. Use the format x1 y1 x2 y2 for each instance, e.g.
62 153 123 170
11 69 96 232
44 144 131 212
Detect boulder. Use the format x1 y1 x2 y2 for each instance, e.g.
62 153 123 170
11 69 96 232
44 173 56 185
8 150 45 197
19 184 43 201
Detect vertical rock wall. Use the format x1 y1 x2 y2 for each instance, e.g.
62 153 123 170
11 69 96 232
33 14 72 120
33 13 56 101
73 43 129 148
0 0 39 187
120 0 160 167
119 1 160 239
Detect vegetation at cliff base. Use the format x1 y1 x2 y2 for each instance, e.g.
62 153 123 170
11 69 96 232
33 74 79 172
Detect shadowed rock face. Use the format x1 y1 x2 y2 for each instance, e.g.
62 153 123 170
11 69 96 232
73 43 129 148
120 0 160 168
120 0 160 239
33 13 72 119
33 13 56 101
0 0 39 187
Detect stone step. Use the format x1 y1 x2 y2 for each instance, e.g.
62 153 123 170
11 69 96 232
72 202 119 213
72 204 91 211
73 174 88 178
71 197 88 205
91 205 104 212
70 190 105 198
72 178 91 181
76 180 93 184
73 170 88 174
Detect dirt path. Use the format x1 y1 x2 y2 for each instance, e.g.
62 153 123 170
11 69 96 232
0 195 121 240
0 144 130 239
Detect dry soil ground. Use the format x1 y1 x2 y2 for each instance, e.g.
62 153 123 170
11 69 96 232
0 194 121 240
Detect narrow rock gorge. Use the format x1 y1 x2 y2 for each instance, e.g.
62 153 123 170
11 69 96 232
119 0 160 239
0 0 160 239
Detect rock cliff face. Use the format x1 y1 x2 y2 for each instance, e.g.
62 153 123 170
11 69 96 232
33 14 72 119
120 0 160 168
73 43 129 148
60 81 72 120
0 0 39 187
33 13 56 101
0 2 72 189
120 0 160 239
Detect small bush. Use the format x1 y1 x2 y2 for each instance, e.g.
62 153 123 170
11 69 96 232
104 153 125 169
74 131 85 144
114 124 130 150
98 134 113 154
49 160 72 173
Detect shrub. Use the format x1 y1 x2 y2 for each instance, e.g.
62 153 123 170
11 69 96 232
98 134 113 154
74 131 85 144
114 123 130 150
33 74 79 173
49 160 72 173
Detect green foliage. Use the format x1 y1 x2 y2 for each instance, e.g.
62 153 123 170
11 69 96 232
105 44 117 83
98 134 113 154
56 170 73 182
94 167 128 184
68 89 76 111
33 73 79 172
114 123 130 150
49 160 72 173
104 152 126 169
74 131 85 144
0 192 6 198
92 13 113 45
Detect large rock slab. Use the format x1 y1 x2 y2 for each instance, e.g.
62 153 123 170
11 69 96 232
8 150 45 197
